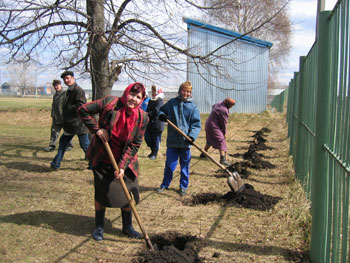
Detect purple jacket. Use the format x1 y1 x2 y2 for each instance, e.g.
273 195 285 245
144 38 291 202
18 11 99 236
205 101 229 151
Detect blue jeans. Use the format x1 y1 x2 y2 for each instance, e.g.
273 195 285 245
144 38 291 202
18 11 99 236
160 147 191 190
51 134 90 169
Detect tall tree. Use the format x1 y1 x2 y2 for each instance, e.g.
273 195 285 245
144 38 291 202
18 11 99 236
0 0 289 99
203 0 292 88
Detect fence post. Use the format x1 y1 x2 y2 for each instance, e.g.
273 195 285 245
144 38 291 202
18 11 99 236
310 10 332 263
295 56 306 181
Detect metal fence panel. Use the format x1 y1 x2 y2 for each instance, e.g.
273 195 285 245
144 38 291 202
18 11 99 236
273 1 350 261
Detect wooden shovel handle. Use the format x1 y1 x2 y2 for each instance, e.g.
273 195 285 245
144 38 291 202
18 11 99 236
166 119 234 178
103 141 154 251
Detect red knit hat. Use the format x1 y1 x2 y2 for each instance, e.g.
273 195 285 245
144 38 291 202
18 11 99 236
224 98 235 108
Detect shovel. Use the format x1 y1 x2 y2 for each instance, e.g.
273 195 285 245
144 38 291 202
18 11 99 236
103 141 154 251
166 119 245 194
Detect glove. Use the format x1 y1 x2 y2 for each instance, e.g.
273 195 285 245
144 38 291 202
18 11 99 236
186 136 194 145
158 114 168 122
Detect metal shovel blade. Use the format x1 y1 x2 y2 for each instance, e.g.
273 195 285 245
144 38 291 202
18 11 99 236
227 171 245 194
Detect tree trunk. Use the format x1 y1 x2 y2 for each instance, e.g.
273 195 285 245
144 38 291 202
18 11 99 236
87 0 119 100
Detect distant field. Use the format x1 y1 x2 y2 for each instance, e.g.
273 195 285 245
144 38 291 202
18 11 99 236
0 96 52 111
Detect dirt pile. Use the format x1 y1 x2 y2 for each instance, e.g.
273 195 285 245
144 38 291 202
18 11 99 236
134 232 203 263
228 127 276 172
184 184 281 211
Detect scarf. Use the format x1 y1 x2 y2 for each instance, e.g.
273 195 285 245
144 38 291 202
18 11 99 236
151 87 165 101
114 82 145 139
108 82 145 163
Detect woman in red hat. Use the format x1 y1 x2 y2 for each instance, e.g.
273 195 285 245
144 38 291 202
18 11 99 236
200 98 236 166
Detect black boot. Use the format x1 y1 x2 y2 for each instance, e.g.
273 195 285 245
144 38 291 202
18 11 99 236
121 209 142 239
92 210 105 241
148 150 157 160
220 156 230 166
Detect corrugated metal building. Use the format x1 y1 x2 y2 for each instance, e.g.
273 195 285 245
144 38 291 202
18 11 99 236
184 18 272 113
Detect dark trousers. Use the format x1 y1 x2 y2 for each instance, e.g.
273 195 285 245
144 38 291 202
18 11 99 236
144 130 162 153
51 133 90 168
48 122 73 148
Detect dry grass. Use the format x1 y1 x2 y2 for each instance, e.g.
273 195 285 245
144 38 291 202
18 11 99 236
0 104 311 263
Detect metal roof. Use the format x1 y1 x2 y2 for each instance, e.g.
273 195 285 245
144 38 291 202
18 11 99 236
183 17 273 49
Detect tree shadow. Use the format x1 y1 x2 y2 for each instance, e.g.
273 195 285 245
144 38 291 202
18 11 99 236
0 143 84 163
0 161 85 173
0 210 120 237
0 161 53 173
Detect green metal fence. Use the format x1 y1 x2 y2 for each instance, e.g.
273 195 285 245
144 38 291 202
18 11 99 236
270 1 350 262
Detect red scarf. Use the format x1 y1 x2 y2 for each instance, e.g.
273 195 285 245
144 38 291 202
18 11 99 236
115 82 145 137
108 83 145 162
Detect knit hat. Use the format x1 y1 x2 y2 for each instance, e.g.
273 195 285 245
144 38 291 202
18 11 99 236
60 70 74 78
224 98 235 108
52 79 61 86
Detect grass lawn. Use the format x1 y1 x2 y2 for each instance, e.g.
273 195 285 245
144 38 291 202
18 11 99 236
0 97 311 262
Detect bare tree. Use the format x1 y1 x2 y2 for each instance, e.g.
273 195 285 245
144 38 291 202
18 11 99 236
0 0 289 99
6 60 36 96
203 0 292 89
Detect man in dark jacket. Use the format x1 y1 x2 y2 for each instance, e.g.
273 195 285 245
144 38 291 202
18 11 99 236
50 71 90 170
44 79 73 152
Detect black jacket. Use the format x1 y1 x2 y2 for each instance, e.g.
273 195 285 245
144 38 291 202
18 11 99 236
146 97 165 132
51 89 66 124
63 83 88 134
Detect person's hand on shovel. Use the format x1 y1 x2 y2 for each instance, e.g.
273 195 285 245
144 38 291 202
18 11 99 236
96 128 125 180
114 168 125 179
96 128 109 142
158 114 168 122
186 136 195 145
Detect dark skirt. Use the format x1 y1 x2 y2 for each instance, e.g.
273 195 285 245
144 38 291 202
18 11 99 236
93 162 139 208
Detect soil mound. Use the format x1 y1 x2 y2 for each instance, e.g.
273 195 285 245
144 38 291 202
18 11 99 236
227 127 276 171
227 162 251 177
134 231 203 263
213 161 250 179
185 184 281 211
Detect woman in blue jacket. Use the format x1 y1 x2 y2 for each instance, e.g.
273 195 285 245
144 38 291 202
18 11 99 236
157 81 201 196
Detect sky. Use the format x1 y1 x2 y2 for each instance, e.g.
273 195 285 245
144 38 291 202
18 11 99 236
0 0 339 91
278 0 338 87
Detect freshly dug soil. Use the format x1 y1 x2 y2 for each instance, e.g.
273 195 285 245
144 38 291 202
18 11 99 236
213 161 250 179
249 141 274 151
227 161 251 178
134 231 203 263
228 126 276 171
250 127 274 150
184 184 281 211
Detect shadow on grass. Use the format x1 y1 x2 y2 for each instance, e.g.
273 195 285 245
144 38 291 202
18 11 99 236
0 143 86 163
0 161 86 173
205 239 308 261
0 211 96 236
0 161 53 173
